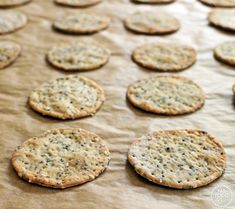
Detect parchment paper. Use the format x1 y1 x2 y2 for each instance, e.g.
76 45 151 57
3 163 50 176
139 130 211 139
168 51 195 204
0 0 234 208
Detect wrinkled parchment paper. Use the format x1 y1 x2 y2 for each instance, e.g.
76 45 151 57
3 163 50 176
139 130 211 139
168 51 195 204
0 0 234 208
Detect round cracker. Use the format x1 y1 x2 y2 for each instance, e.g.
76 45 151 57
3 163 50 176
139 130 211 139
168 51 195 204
128 129 226 189
12 128 110 189
0 41 21 69
209 9 235 31
0 0 31 7
55 0 101 7
53 13 110 34
0 11 27 35
127 75 205 115
124 11 180 35
214 41 235 66
47 42 110 71
29 75 105 120
199 0 235 7
132 43 196 72
132 0 175 4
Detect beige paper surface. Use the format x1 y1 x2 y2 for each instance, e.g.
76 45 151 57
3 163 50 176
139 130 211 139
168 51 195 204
0 0 234 208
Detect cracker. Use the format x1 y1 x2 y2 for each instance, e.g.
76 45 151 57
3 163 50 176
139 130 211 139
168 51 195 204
233 83 235 95
128 129 226 189
0 11 27 35
132 0 175 4
209 9 235 31
200 0 235 7
0 0 31 7
12 128 110 189
53 13 110 34
29 75 105 119
214 41 235 66
47 42 110 71
132 43 196 72
124 11 180 35
127 75 205 115
55 0 101 7
0 41 21 69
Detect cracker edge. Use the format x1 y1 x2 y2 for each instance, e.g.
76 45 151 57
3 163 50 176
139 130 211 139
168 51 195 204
54 0 101 7
132 0 175 4
0 0 31 8
199 0 235 8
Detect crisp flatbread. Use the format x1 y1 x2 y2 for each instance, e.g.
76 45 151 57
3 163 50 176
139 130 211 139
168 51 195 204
0 41 21 69
209 9 235 31
53 13 110 34
128 129 226 189
47 42 110 71
29 75 105 119
124 11 180 35
0 11 27 35
132 43 196 72
12 128 110 189
127 75 205 115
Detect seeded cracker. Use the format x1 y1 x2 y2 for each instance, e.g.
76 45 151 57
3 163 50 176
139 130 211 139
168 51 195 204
55 0 101 7
0 11 27 35
209 9 235 31
132 43 196 72
132 0 175 4
127 75 205 115
29 75 105 119
200 0 235 7
128 129 226 189
53 13 110 34
12 128 110 189
124 11 180 35
47 42 110 71
0 41 21 69
214 41 235 66
0 0 31 7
